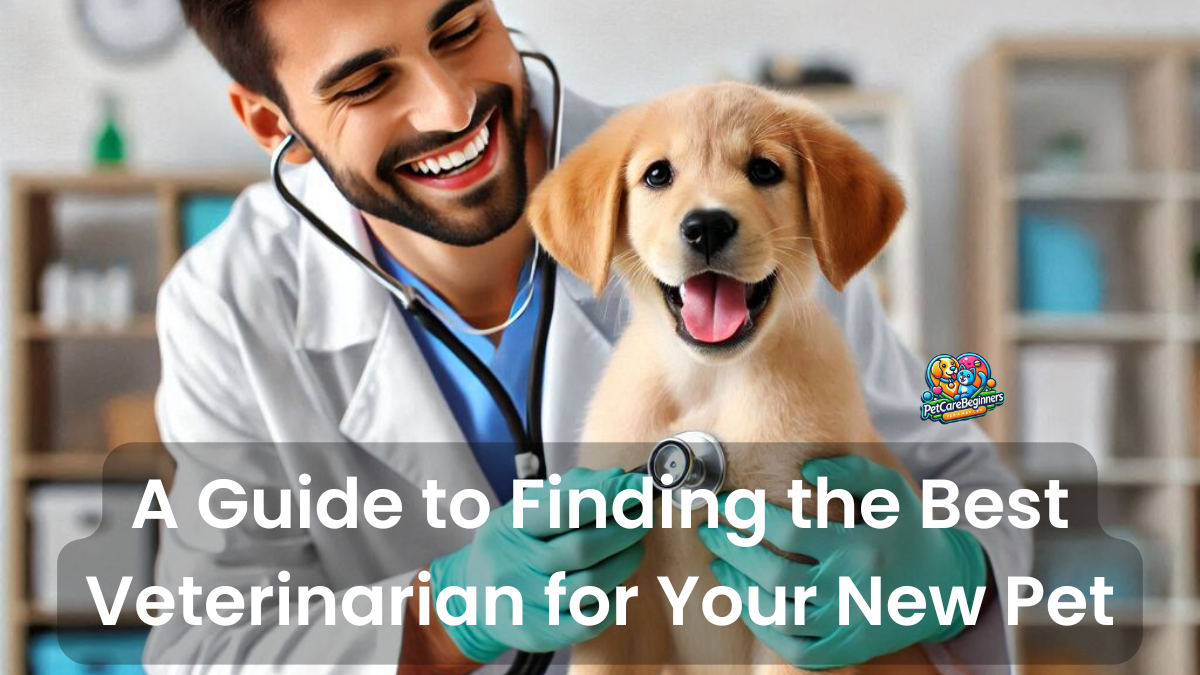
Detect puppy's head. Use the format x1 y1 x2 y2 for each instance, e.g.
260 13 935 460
528 83 904 360
933 357 958 381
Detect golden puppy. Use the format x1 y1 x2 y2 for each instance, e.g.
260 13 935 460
528 82 936 675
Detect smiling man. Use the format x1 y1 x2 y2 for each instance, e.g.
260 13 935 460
152 0 1030 673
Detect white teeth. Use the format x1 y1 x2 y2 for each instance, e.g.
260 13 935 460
406 120 492 176
679 284 688 300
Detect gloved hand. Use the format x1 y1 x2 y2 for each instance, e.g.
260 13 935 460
429 467 648 663
698 455 988 670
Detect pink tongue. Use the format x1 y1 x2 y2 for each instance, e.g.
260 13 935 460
680 273 749 343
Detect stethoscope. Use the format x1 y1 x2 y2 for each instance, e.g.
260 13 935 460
270 45 728 675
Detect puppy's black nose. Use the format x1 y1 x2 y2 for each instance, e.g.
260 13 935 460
680 209 738 261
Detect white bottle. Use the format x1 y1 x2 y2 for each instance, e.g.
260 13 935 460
102 265 134 330
39 261 72 330
75 267 103 330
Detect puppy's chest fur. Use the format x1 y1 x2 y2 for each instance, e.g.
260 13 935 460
573 305 884 674
580 305 881 497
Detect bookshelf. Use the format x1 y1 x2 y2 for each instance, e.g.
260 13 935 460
7 171 259 675
961 36 1200 674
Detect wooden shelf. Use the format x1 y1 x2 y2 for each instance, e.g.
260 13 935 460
18 451 163 482
1011 172 1170 201
16 315 157 341
1020 457 1172 485
7 171 258 675
1010 313 1171 342
23 605 144 628
963 37 1200 674
12 171 262 197
1016 598 1169 627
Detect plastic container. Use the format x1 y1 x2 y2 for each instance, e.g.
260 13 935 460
29 631 148 675
1019 214 1105 313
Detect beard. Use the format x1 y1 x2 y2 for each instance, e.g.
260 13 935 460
298 76 533 247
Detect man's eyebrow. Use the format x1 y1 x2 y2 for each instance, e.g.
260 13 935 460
314 46 398 94
429 0 483 32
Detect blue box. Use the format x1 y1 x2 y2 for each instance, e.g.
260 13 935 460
30 631 148 675
182 194 237 250
1019 213 1105 313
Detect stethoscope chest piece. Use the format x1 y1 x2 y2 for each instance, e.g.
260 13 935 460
647 431 726 509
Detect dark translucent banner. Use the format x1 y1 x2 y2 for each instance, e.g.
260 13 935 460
53 442 1142 668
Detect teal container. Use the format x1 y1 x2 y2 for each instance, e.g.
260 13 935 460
181 195 237 249
1019 213 1105 313
30 631 148 674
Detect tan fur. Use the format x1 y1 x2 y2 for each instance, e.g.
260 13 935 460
528 83 937 675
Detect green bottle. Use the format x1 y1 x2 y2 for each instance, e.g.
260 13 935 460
94 92 126 169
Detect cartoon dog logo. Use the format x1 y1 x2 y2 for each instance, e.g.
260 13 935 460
928 356 960 398
921 352 1003 423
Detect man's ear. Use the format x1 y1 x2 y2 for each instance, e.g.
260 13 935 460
526 106 645 296
228 82 313 164
786 97 905 291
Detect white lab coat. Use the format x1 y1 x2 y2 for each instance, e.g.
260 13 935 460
147 69 1030 675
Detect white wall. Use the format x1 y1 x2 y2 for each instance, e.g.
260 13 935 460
2 0 1199 664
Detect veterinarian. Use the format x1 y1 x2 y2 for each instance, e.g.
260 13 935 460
150 0 1031 673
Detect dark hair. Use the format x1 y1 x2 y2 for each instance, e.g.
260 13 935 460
179 0 289 111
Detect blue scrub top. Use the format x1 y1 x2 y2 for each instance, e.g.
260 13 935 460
368 230 541 504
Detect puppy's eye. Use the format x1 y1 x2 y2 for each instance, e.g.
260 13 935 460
642 160 673 189
747 158 784 186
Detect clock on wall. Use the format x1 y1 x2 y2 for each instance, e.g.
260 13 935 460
74 0 187 63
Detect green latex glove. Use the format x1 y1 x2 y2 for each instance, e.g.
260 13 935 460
429 467 648 663
698 455 988 671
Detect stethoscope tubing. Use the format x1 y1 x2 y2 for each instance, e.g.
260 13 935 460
271 47 565 675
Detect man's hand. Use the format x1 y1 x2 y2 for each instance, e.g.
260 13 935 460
698 456 988 670
428 468 647 664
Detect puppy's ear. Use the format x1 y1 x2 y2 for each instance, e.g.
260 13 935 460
527 106 644 295
787 99 905 291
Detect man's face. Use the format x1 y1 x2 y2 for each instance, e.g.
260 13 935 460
262 0 533 246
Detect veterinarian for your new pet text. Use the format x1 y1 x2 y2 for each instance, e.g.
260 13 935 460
149 0 1032 671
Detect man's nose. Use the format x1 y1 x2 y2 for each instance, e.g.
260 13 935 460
407 58 476 134
680 209 739 262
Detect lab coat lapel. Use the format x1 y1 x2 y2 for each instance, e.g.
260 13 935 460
337 308 494 500
292 164 492 500
539 270 625 474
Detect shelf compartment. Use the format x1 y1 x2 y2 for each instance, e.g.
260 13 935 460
1016 342 1170 461
1017 200 1173 315
1019 623 1147 673
17 334 162 456
1012 58 1178 175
